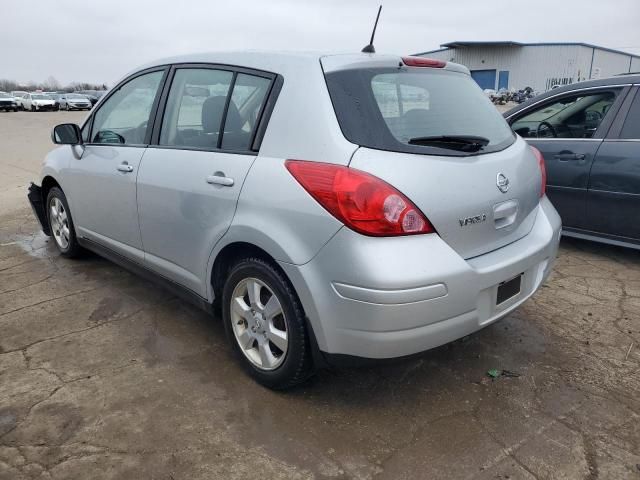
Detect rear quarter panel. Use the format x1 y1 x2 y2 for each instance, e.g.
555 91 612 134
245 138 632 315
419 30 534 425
257 57 356 163
205 154 345 301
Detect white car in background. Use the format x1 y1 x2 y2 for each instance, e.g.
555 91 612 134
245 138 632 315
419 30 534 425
11 91 27 109
22 93 57 111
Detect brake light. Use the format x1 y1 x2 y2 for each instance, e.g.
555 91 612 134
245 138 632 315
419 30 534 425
530 146 546 197
285 160 435 236
402 56 446 68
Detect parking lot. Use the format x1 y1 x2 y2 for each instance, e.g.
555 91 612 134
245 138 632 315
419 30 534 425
0 111 639 479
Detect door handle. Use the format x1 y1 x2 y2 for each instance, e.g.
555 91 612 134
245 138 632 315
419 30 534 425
117 162 134 173
206 172 234 187
553 152 585 161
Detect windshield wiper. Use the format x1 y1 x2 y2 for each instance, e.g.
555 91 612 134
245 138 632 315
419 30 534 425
408 135 490 152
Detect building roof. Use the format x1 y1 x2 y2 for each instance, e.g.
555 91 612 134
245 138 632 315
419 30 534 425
415 41 640 59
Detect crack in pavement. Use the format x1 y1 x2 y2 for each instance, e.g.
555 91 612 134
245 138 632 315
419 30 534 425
0 360 143 446
0 273 54 295
0 287 99 317
0 307 144 357
0 258 39 273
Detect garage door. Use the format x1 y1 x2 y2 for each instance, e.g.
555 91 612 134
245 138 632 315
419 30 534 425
471 70 497 90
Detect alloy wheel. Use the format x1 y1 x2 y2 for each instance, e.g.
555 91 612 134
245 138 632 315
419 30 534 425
230 277 288 370
49 197 70 250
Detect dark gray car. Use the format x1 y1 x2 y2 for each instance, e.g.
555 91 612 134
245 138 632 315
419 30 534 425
504 75 640 249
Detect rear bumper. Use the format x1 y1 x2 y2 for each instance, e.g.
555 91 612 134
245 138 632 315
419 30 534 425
280 196 561 360
27 183 50 236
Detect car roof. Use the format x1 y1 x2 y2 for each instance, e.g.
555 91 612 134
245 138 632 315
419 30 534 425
130 51 469 78
504 74 640 117
135 51 338 74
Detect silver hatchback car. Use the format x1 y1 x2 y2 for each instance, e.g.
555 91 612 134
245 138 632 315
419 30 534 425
28 52 561 389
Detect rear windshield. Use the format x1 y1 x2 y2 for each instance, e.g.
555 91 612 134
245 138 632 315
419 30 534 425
324 67 515 156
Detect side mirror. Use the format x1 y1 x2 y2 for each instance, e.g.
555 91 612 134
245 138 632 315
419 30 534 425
52 123 82 145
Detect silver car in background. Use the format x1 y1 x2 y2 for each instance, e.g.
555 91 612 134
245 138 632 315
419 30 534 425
58 93 92 111
28 52 561 389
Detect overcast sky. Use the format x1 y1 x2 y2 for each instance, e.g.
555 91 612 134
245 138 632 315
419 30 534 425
4 0 639 86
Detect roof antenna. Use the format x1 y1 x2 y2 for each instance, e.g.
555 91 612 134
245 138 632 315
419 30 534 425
361 5 382 53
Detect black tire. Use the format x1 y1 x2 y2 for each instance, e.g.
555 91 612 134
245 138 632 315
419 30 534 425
222 257 313 389
46 187 82 258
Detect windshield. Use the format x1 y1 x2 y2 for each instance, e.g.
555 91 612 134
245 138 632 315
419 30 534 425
31 94 47 99
68 94 86 99
325 67 515 156
0 93 10 98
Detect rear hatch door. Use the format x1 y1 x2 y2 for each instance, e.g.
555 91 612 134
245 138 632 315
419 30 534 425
322 54 542 259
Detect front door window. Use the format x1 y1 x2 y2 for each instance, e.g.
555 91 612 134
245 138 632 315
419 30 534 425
91 71 164 145
511 91 618 139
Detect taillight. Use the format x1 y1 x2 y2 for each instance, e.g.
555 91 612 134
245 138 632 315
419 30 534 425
285 160 435 237
402 56 446 68
530 146 546 197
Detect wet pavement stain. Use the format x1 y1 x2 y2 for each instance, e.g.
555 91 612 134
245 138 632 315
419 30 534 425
87 297 126 323
0 409 17 437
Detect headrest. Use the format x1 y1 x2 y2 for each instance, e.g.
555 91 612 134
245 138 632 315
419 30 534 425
202 96 243 133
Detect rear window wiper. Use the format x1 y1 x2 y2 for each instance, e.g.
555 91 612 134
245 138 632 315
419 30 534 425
408 135 490 152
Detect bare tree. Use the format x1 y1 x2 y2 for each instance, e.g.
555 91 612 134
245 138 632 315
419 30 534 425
0 79 17 92
43 75 61 91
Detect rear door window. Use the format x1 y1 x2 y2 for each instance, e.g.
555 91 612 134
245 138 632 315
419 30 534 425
619 89 640 139
160 68 234 149
221 73 271 150
160 69 271 152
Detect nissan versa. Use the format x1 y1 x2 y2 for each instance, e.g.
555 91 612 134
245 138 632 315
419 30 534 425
27 52 561 389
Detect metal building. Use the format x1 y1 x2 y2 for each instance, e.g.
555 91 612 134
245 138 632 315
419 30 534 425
416 41 640 92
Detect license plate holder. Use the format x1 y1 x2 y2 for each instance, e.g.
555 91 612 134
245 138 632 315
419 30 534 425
496 274 522 305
